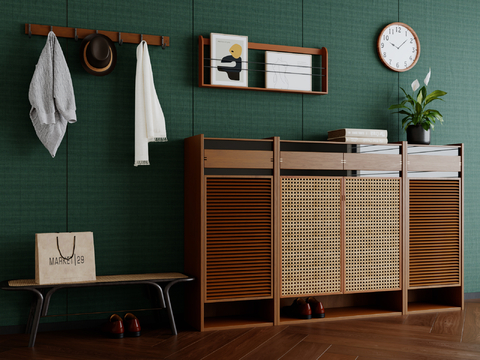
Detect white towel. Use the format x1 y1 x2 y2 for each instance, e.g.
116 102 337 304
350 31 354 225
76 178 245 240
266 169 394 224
134 40 167 166
29 31 76 158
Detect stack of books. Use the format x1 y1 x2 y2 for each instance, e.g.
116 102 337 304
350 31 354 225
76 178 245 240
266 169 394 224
327 128 388 144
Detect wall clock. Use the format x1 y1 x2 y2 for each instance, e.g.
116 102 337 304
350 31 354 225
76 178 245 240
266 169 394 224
378 22 420 72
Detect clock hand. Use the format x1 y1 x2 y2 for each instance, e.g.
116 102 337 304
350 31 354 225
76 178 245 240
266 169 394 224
390 42 399 49
398 40 407 49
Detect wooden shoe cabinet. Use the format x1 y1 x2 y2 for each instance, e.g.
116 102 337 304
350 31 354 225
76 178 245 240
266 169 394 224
184 134 464 331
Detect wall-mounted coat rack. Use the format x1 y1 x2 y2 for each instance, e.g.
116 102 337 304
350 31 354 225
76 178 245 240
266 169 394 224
25 24 169 48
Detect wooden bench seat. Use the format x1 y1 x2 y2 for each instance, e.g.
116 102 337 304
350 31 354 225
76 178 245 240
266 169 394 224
2 272 194 347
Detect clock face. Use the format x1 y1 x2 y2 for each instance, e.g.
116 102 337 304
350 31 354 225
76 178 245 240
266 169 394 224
378 22 420 72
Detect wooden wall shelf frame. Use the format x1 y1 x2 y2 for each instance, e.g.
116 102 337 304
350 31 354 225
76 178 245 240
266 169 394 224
184 135 464 331
198 36 328 95
26 23 170 47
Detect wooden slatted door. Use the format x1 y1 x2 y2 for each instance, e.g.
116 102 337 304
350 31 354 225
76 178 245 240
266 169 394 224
205 177 273 301
409 180 461 287
344 178 401 293
281 177 342 296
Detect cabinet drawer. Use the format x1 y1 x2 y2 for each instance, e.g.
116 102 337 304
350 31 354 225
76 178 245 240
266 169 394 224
205 149 273 169
280 151 343 170
408 155 461 172
343 153 402 171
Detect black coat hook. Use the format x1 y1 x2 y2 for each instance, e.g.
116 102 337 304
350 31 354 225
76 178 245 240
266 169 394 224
74 28 78 41
50 26 53 32
118 32 123 46
161 36 165 49
28 24 32 38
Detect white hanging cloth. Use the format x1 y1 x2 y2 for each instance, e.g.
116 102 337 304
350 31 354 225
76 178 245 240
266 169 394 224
134 40 167 166
29 31 77 157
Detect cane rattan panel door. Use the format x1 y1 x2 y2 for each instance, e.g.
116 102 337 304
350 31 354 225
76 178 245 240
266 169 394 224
281 177 342 296
344 178 401 293
205 177 273 301
409 180 461 287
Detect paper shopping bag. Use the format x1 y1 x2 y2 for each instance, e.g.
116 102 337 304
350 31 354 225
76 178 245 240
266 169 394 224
35 232 96 284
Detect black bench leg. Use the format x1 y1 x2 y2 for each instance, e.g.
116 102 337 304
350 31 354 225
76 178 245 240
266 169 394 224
42 286 63 316
28 289 44 347
164 280 181 335
148 283 170 330
25 296 38 334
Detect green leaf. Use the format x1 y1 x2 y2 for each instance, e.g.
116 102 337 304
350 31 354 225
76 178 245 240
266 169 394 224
401 115 413 129
412 114 420 125
388 103 409 110
421 87 427 104
416 92 423 104
426 113 437 124
433 111 444 123
425 110 444 126
405 94 415 105
416 86 426 104
425 90 447 105
415 102 422 114
426 109 444 121
428 90 447 98
400 88 415 106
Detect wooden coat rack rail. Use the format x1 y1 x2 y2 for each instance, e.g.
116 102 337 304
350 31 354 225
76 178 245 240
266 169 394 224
25 23 170 48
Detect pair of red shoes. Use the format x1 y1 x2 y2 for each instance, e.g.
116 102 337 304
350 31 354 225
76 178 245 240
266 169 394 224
291 297 325 319
103 313 141 338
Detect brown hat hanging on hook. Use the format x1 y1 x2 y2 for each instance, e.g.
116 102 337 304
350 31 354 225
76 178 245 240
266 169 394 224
80 33 117 76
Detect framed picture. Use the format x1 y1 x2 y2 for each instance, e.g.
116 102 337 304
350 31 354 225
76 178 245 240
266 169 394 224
265 51 312 91
210 33 248 87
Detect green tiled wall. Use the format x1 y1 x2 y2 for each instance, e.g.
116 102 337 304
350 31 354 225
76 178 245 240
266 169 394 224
0 0 478 328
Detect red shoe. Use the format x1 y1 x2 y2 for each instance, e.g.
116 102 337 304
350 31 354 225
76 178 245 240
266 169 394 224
292 298 312 319
306 297 325 318
124 313 141 337
102 314 124 338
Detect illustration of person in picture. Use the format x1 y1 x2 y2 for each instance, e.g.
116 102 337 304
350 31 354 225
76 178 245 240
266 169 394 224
217 44 243 80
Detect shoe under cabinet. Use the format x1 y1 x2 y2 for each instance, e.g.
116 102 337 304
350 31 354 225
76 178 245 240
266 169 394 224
184 134 464 331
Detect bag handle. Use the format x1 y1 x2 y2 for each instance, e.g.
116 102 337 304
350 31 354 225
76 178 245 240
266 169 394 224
56 235 76 260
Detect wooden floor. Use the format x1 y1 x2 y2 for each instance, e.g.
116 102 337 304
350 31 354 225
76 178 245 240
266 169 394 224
2 299 480 360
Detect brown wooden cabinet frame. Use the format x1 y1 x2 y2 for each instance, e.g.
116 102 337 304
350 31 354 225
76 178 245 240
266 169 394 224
184 135 464 331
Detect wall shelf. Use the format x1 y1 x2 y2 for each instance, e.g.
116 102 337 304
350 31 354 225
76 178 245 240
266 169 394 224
198 36 328 95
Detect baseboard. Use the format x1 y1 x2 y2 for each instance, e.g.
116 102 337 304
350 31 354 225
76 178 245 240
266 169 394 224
0 312 166 335
0 324 25 335
2 293 479 336
0 319 102 335
465 292 480 300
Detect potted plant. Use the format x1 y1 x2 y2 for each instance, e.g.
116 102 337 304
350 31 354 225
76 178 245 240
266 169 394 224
389 69 447 144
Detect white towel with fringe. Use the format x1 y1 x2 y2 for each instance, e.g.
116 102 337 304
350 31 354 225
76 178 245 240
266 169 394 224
134 40 167 166
29 31 77 158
